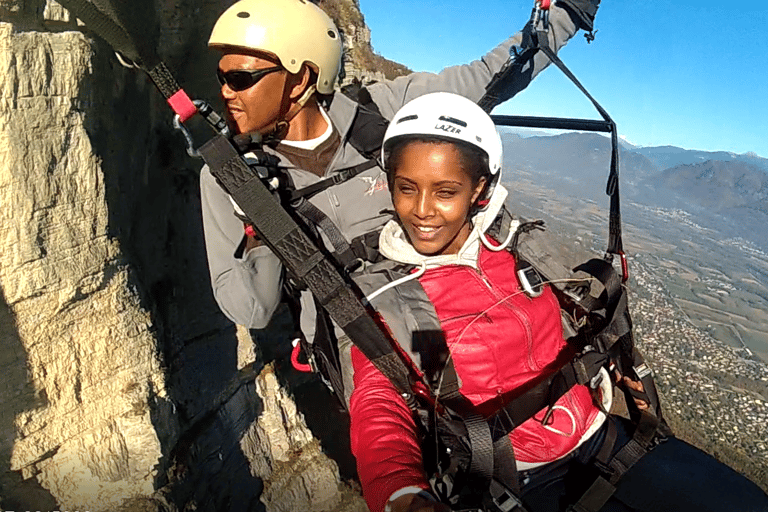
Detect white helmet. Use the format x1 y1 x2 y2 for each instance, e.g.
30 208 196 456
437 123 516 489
208 0 342 94
382 92 503 178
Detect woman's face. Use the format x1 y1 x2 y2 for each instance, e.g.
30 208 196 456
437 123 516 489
392 141 486 256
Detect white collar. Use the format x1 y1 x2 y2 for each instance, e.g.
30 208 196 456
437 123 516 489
279 106 333 150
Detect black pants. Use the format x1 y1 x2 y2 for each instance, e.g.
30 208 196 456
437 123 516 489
519 416 768 512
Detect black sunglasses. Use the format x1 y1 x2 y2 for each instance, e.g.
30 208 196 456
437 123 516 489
216 66 283 91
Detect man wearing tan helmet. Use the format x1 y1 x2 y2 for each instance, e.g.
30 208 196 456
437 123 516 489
200 0 600 398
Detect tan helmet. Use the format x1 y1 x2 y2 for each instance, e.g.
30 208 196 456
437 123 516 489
209 0 343 94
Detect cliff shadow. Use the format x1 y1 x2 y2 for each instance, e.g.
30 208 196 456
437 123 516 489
250 305 358 483
0 292 58 510
76 25 267 511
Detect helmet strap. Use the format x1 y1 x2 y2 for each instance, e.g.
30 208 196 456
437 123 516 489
284 83 317 124
266 83 318 141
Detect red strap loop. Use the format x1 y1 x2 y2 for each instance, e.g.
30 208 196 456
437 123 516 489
619 251 629 283
291 340 312 373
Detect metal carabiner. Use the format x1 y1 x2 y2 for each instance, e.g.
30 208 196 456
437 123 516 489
173 114 200 158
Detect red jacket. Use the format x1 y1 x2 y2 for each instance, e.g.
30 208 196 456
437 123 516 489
349 245 604 512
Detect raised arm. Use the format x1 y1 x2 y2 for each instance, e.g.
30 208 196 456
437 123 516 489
368 0 600 118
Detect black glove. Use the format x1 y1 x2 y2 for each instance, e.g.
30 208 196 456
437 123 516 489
557 0 600 32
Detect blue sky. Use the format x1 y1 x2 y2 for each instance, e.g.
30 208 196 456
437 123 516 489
358 1 768 158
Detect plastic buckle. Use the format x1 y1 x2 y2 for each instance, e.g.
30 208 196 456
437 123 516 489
489 479 524 512
634 363 652 380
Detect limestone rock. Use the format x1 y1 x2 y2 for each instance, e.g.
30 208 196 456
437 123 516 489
241 365 366 512
1 0 396 509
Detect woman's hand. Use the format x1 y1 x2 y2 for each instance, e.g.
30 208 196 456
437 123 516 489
615 371 649 411
386 493 452 512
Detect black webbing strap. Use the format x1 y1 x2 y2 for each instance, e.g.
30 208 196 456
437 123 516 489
295 200 357 268
145 61 185 100
535 36 623 257
431 355 522 501
465 414 495 481
568 412 661 512
573 258 623 318
492 436 522 496
288 159 379 201
55 0 197 121
55 0 149 66
487 28 624 262
487 350 608 442
198 134 418 403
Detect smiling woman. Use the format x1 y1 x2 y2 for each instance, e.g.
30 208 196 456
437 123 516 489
346 92 768 512
381 92 503 257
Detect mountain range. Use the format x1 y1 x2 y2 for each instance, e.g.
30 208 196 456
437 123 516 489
501 130 768 249
499 130 768 488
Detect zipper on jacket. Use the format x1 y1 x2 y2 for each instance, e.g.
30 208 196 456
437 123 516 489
475 266 494 292
473 258 538 371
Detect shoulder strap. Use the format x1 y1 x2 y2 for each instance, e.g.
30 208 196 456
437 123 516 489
288 83 389 201
343 83 389 157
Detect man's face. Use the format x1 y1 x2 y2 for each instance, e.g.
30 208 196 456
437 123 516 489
217 51 288 135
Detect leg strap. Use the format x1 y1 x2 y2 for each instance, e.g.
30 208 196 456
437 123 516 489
568 412 661 512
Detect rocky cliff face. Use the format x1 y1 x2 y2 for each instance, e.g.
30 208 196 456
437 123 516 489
0 0 383 510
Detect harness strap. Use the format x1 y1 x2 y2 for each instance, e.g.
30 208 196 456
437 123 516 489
55 0 198 122
573 258 622 314
492 436 521 495
295 200 358 268
288 159 379 201
568 412 662 512
466 414 495 481
535 37 623 261
198 134 420 406
486 350 608 442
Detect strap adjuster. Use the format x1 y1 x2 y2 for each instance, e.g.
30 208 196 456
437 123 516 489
489 478 525 512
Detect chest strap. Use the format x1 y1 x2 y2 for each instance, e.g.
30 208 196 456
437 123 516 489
294 199 384 269
288 159 379 202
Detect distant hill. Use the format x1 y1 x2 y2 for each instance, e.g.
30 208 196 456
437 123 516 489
501 131 659 201
655 160 768 213
634 145 768 173
501 130 768 249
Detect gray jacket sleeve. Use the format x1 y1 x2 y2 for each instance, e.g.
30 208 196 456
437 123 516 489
367 2 583 118
200 165 283 328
